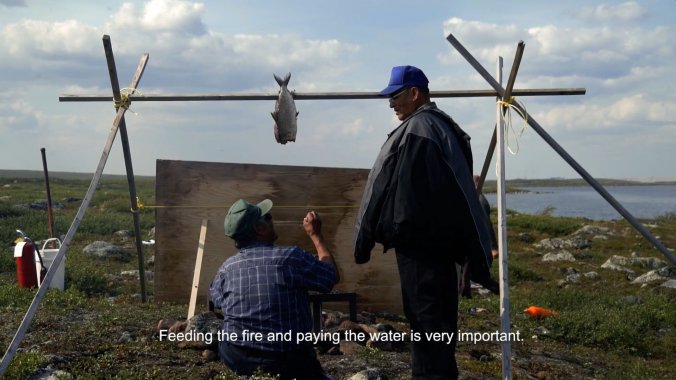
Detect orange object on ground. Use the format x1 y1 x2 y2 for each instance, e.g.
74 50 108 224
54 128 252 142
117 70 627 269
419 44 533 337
523 306 558 319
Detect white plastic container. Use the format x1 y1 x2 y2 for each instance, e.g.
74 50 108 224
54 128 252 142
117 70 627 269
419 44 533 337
35 238 65 290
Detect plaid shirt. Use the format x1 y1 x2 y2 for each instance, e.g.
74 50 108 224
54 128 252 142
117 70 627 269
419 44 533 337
210 242 335 351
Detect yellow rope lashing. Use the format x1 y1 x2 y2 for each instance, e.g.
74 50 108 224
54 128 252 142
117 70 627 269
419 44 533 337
114 88 142 114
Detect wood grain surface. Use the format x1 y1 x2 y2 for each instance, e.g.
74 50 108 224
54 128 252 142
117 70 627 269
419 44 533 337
154 159 404 313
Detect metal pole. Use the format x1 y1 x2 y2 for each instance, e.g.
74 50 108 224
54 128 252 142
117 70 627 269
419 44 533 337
446 33 675 264
40 148 55 239
103 35 148 302
496 57 512 380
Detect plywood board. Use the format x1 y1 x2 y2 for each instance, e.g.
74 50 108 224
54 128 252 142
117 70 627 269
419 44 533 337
154 159 403 313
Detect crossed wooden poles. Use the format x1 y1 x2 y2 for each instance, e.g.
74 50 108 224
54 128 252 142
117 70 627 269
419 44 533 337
0 36 149 375
2 34 673 377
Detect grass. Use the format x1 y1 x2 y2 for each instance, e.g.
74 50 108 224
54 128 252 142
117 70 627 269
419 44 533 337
1 173 675 379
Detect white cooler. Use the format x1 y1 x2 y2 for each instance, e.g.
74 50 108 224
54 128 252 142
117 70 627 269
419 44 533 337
35 238 65 290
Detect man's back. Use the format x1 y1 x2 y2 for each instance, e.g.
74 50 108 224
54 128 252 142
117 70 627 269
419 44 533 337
210 242 335 351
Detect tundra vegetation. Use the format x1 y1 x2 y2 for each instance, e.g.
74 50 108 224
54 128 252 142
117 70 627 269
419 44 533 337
0 172 674 379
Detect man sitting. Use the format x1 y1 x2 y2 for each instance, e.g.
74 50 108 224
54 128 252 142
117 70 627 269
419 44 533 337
210 198 339 379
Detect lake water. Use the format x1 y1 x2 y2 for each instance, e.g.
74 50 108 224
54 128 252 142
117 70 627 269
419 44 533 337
485 185 676 221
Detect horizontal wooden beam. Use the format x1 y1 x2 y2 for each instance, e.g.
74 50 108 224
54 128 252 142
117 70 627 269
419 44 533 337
59 88 585 102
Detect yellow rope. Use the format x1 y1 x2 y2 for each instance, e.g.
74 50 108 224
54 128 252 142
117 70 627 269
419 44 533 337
497 96 528 155
114 88 142 114
131 197 357 212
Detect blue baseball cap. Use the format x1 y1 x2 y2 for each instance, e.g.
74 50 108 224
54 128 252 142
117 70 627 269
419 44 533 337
379 65 429 96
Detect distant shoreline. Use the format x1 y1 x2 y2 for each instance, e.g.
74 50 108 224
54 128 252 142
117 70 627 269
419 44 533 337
1 169 675 187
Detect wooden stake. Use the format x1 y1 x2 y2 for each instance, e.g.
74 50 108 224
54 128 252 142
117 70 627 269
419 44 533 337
40 148 55 239
103 35 148 302
188 219 208 320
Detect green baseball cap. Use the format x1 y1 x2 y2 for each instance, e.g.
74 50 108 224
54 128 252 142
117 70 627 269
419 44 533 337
223 199 273 240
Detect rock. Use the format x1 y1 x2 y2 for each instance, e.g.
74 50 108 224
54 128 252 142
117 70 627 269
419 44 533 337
605 255 667 270
592 235 608 241
565 273 581 283
535 237 591 250
377 311 405 322
573 225 610 236
28 368 73 380
583 271 600 279
534 326 550 336
201 349 218 361
339 340 363 355
338 320 365 333
348 368 387 380
357 311 378 324
542 250 576 262
535 371 554 380
17 200 66 211
600 261 636 276
517 233 535 243
120 270 154 280
661 279 676 289
323 311 343 329
631 267 676 284
366 339 393 351
118 331 133 343
185 312 222 349
157 319 179 332
623 295 642 305
169 321 188 334
114 230 134 238
83 241 130 261
358 323 380 335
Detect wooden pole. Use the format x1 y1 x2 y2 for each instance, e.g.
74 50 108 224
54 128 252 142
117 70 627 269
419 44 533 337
103 35 148 302
58 88 585 102
0 52 149 376
188 219 208 319
446 33 676 265
40 148 55 239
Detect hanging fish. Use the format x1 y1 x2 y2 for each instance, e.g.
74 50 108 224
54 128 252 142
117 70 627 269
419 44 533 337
271 73 298 144
523 306 558 319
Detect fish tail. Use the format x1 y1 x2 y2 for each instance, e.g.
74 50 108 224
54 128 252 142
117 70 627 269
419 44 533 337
274 72 291 87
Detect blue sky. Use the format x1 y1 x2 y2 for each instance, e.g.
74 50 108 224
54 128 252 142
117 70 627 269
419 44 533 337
1 0 675 180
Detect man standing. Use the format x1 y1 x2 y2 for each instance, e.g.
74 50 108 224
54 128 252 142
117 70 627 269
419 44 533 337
353 65 497 379
211 199 338 380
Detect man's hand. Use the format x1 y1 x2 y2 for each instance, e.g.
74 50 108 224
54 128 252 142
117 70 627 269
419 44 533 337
303 211 322 238
303 210 339 284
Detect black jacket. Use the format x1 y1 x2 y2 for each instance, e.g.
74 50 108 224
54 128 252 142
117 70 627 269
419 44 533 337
353 103 494 286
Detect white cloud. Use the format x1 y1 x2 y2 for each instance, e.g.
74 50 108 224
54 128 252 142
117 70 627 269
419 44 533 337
109 0 206 35
575 1 648 22
0 1 674 180
532 93 676 134
1 19 99 57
